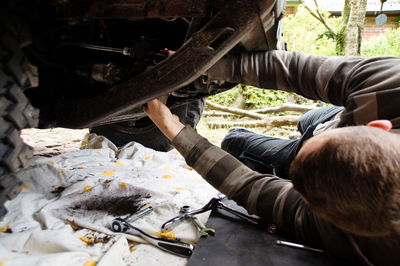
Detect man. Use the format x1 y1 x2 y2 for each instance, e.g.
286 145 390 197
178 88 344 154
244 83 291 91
143 51 400 265
144 98 400 265
206 51 400 178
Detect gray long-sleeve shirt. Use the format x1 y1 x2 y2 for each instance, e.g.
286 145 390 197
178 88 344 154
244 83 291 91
173 51 400 265
207 50 400 129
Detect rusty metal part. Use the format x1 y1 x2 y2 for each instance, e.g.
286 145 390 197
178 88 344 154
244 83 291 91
55 0 277 128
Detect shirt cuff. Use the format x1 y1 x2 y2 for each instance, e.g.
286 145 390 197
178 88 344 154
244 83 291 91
172 126 207 160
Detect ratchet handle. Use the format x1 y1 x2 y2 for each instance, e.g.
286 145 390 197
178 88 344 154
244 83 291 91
157 240 194 257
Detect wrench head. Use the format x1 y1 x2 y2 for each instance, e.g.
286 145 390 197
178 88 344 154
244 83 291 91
111 218 128 232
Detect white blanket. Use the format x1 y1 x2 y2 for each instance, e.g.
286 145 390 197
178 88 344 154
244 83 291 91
0 134 218 266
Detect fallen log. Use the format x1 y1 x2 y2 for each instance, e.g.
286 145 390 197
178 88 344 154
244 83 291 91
253 103 318 114
207 115 299 129
206 100 318 119
203 111 242 117
205 100 265 119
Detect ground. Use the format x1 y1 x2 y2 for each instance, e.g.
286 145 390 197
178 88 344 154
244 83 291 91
21 109 299 156
21 127 89 157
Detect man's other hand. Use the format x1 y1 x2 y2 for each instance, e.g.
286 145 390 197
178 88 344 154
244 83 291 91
143 99 185 141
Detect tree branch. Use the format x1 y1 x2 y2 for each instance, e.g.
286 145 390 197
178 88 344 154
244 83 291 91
299 0 337 37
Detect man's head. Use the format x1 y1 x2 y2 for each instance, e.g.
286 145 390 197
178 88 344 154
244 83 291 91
290 125 400 236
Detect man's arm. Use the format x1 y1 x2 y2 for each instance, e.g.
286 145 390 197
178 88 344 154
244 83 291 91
208 51 400 127
144 100 324 246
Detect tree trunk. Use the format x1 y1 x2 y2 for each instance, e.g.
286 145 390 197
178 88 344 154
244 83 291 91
343 0 367 55
300 0 367 56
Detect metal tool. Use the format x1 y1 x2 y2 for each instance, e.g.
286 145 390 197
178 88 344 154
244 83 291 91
161 195 261 233
111 206 194 257
276 240 324 253
112 206 154 232
180 205 215 237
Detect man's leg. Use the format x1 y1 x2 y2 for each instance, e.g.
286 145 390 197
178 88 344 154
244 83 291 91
221 106 345 178
221 128 300 178
297 106 344 134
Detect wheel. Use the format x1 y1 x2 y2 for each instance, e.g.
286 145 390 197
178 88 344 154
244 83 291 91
0 12 39 218
91 98 205 151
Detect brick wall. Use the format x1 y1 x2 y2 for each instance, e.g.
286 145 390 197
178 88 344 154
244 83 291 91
286 6 298 15
362 16 399 42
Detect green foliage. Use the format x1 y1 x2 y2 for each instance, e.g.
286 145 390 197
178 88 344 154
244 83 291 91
361 27 400 57
207 86 240 106
282 5 341 55
240 85 289 109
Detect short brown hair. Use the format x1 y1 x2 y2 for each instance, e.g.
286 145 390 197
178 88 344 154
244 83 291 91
290 126 400 236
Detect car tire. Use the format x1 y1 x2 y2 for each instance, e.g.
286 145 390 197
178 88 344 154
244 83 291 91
90 98 205 151
0 12 40 217
0 60 39 218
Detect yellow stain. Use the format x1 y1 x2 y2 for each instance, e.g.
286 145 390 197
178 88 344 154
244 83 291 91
102 170 116 176
0 261 3 266
188 167 193 171
22 183 30 190
176 187 185 191
83 260 97 266
80 135 89 147
155 231 176 240
136 166 140 169
130 247 136 253
115 161 125 166
92 213 96 216
119 182 127 189
0 225 10 232
79 236 92 244
171 169 177 173
163 166 170 170
143 156 149 161
83 186 93 192
79 165 84 169
163 175 172 179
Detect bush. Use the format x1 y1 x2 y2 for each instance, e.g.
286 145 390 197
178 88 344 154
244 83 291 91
240 85 290 109
361 27 400 57
207 86 240 106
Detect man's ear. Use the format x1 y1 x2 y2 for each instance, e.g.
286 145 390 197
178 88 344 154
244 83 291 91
367 120 392 131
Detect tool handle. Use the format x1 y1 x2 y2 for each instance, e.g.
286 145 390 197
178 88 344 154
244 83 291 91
132 228 194 257
119 219 194 257
156 240 194 257
218 202 261 225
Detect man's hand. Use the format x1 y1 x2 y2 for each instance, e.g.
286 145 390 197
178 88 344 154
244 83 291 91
143 99 185 141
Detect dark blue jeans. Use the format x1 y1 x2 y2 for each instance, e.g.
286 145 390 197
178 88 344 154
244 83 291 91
221 106 344 179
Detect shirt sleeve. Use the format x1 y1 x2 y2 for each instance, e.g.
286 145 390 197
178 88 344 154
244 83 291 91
172 126 325 247
207 51 400 128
